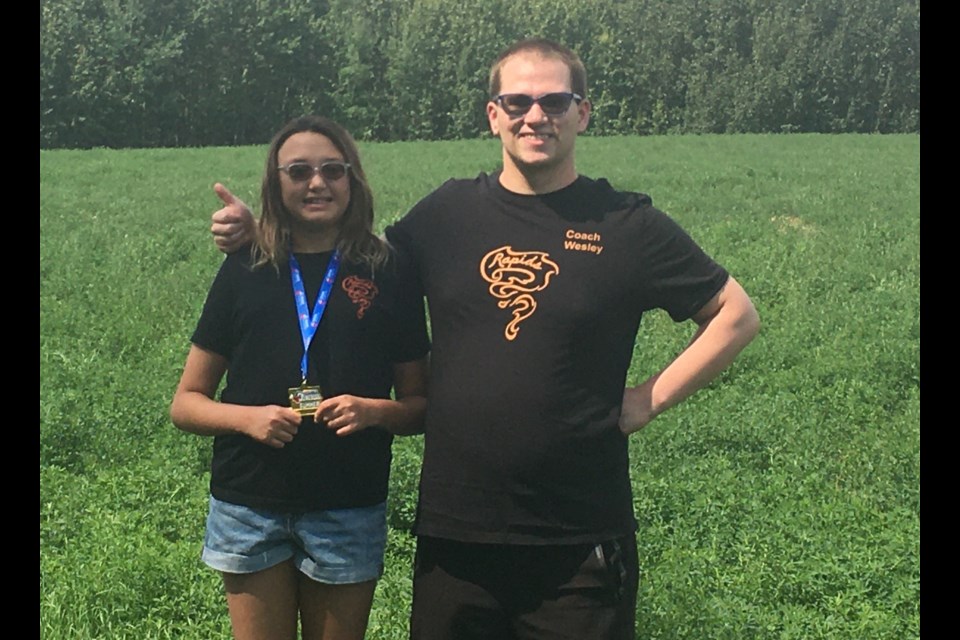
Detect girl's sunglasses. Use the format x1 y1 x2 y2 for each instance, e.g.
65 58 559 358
279 161 351 183
493 92 583 117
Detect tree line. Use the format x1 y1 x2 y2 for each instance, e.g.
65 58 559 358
40 0 920 149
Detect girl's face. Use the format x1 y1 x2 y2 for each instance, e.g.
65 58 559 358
276 132 351 241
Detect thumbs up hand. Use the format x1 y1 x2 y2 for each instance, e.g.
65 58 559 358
211 183 255 254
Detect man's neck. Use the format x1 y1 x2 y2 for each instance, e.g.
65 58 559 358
498 161 578 195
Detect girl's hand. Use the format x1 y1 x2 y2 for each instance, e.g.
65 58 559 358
314 396 379 437
242 405 302 448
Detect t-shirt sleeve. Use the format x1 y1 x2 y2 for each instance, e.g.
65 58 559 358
384 179 460 298
641 208 729 322
190 255 238 359
385 250 430 364
383 212 412 254
384 216 423 298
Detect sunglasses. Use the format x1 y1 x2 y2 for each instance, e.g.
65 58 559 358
279 161 351 183
493 92 583 117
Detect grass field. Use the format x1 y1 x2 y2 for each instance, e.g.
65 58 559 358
40 134 920 639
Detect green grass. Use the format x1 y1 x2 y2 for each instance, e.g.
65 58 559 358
39 134 920 639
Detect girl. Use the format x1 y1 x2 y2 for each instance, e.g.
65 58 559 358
171 115 429 640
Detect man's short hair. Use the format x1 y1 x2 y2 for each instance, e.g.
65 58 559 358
488 38 587 100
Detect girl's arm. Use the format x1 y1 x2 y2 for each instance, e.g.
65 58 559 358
315 355 430 437
170 344 302 448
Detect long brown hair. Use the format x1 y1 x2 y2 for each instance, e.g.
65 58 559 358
253 115 388 270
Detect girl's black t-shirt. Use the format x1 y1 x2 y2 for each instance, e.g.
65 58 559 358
191 248 429 511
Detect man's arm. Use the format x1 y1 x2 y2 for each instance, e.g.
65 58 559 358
619 276 760 435
211 183 256 253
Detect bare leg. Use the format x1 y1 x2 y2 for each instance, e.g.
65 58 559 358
299 576 377 640
222 561 299 640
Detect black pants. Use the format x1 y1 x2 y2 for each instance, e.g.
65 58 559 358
410 534 639 640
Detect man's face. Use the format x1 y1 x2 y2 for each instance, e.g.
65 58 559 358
487 53 590 183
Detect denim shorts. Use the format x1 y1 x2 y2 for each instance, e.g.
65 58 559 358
201 495 387 584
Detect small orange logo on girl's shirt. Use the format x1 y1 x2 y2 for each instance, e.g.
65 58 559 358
342 276 379 319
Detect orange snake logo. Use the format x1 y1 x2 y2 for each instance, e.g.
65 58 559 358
342 276 378 319
480 246 560 341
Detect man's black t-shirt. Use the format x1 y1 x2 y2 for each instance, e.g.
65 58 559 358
191 248 430 512
386 173 728 544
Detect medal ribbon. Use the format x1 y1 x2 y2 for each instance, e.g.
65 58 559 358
290 250 341 383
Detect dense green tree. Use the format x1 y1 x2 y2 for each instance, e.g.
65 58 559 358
39 0 920 147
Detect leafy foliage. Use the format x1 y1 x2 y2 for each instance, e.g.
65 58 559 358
40 0 920 147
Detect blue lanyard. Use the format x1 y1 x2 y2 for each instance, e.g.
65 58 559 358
289 250 341 383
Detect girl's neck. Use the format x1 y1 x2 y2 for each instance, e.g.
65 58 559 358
291 228 339 254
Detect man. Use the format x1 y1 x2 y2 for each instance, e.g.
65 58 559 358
212 38 759 640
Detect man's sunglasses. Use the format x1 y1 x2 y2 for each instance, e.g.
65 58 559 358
493 92 583 117
279 161 351 183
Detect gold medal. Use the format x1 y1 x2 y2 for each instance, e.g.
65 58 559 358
288 385 323 416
